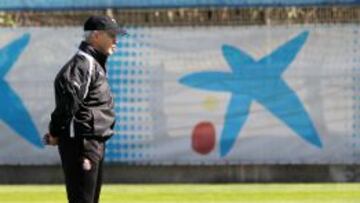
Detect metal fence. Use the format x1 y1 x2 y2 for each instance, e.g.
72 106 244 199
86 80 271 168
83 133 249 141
0 6 359 27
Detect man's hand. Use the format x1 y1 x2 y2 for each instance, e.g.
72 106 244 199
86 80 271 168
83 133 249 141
43 133 59 146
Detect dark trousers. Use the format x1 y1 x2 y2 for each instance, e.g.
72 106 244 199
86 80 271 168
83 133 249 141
58 136 105 203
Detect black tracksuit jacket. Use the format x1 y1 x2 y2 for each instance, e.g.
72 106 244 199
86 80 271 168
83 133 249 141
49 41 115 141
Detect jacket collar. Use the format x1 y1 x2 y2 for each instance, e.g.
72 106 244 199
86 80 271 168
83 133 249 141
79 41 108 69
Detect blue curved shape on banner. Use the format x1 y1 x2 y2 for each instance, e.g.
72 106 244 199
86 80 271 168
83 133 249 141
0 0 358 10
0 34 43 148
180 31 322 157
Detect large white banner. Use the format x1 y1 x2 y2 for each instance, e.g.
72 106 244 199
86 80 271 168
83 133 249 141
0 25 359 164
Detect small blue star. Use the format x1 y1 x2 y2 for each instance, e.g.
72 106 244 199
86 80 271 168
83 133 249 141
0 34 43 148
180 31 322 157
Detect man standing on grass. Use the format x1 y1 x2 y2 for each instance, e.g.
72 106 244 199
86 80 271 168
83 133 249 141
43 15 126 203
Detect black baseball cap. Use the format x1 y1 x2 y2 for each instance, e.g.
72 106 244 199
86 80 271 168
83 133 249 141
84 15 127 36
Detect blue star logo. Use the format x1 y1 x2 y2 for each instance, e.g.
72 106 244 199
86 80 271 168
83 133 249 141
0 34 43 148
180 31 322 156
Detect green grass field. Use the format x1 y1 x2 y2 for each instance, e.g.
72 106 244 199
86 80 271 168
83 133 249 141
0 183 359 203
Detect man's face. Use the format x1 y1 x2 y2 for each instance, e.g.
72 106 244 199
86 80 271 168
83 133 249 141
96 30 117 55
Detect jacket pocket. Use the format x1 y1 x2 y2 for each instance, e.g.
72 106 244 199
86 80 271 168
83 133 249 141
74 110 93 135
91 108 115 137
